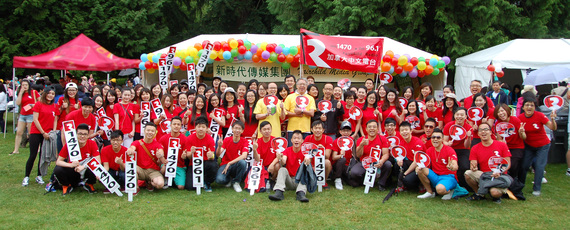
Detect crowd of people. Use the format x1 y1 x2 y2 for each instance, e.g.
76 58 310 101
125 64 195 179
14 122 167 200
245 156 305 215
13 72 569 203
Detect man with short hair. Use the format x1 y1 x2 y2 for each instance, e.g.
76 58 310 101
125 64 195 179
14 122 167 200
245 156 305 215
268 130 312 202
306 76 315 85
62 97 98 139
416 128 458 200
184 116 218 192
216 121 248 193
54 123 100 195
420 118 437 149
126 123 166 191
253 121 279 185
304 120 333 189
463 80 495 109
395 122 426 192
465 123 512 203
351 120 392 191
284 78 315 144
314 82 344 141
364 78 374 92
486 80 509 106
383 118 401 139
254 82 286 138
101 130 127 194
284 75 296 93
158 116 187 190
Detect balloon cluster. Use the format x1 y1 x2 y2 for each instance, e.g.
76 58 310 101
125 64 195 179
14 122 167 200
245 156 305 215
486 64 504 78
138 39 303 72
379 50 450 78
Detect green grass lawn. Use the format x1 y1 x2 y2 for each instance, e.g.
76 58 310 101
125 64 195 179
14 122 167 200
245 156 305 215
0 116 568 229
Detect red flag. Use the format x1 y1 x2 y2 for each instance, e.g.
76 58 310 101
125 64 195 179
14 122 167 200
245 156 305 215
300 28 383 73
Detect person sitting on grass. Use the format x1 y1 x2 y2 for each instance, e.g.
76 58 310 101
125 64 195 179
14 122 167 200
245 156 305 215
269 130 312 202
126 123 166 192
53 123 100 196
351 120 392 191
184 116 218 192
465 123 512 203
101 130 127 194
158 116 187 190
304 120 333 189
215 120 248 193
416 128 458 200
331 121 356 189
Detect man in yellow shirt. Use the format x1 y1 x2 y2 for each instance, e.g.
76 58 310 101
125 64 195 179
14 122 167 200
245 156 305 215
254 82 286 138
284 78 315 145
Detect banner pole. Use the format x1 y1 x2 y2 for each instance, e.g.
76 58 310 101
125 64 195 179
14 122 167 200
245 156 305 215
299 33 304 79
12 68 16 134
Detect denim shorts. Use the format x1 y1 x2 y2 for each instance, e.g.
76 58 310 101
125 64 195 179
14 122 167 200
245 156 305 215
18 114 33 123
426 169 457 192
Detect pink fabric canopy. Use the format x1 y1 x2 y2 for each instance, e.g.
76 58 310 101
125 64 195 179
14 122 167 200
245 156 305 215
13 34 140 71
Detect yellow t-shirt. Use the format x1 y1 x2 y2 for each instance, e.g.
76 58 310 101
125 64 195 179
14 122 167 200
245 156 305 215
253 98 282 138
284 92 316 133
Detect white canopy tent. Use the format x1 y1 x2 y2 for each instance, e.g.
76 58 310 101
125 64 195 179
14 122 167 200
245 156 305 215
454 38 570 100
144 34 446 89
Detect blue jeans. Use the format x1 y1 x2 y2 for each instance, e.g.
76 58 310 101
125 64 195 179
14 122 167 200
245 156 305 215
215 160 247 184
519 143 550 192
108 169 125 187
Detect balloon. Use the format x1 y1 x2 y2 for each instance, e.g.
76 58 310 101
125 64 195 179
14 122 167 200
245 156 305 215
436 60 446 68
291 61 300 68
152 62 158 69
309 65 317 69
275 45 283 54
256 48 263 56
417 61 427 70
244 40 252 50
418 57 425 62
266 44 275 53
399 71 408 77
238 46 246 55
231 48 238 57
261 51 270 60
282 62 291 70
173 57 182 66
139 62 146 70
210 51 218 59
251 45 258 54
213 41 221 51
394 66 404 74
409 57 419 66
381 62 391 72
260 42 268 50
429 58 438 67
496 71 505 78
430 55 439 60
418 70 425 78
237 39 244 46
180 61 187 71
425 65 434 75
194 43 203 51
383 55 392 63
252 54 261 63
160 53 167 58
404 63 414 72
152 54 159 63
185 56 194 64
487 65 495 72
404 54 411 61
277 54 286 62
207 58 214 64
147 53 154 63
188 47 198 57
391 57 398 66
284 54 293 63
144 61 152 69
269 52 277 62
229 39 238 49
140 54 148 62
244 51 253 60
226 58 234 63
222 43 231 51
147 68 156 74
432 68 440 76
223 51 232 60
237 55 244 60
409 69 418 78
289 46 298 55
388 66 394 74
442 56 451 65
282 46 290 55
385 50 394 58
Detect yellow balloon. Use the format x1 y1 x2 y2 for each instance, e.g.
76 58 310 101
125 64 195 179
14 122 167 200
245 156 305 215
398 56 408 66
147 53 154 63
260 42 268 50
173 65 180 69
147 68 156 73
430 55 439 60
417 61 427 70
229 39 238 49
218 50 224 58
187 47 198 57
210 51 218 59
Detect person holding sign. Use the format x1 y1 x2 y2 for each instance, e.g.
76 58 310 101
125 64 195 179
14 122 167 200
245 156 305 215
253 121 278 186
358 91 382 138
268 130 312 202
465 123 512 203
114 89 139 147
134 88 152 141
151 94 175 142
416 128 458 199
493 104 524 178
380 88 403 132
184 116 218 192
341 91 360 139
101 130 127 193
222 88 239 136
254 83 286 138
352 120 392 191
314 83 344 141
331 121 356 189
304 120 333 189
242 90 259 138
394 122 426 192
423 96 444 130
215 121 248 193
401 100 425 137
158 117 187 190
53 124 100 195
62 97 98 139
126 123 166 191
56 83 82 135
442 107 472 189
466 93 495 147
517 96 557 196
284 78 316 145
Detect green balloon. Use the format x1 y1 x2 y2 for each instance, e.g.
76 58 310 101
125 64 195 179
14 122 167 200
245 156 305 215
231 48 238 57
282 62 291 69
279 44 285 48
432 68 440 75
227 58 234 63
244 41 252 50
290 46 298 55
185 56 194 64
418 57 425 62
437 60 445 68
198 50 204 57
269 53 277 62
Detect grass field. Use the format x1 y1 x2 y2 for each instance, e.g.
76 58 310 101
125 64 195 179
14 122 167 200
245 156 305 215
0 116 569 229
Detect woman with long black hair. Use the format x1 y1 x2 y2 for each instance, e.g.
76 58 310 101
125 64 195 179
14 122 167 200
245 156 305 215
11 80 40 155
242 90 259 138
494 103 524 179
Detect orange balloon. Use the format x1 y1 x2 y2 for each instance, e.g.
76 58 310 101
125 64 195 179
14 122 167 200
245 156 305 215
425 65 434 75
194 43 203 50
386 50 394 58
256 48 263 56
286 54 294 63
252 54 260 63
381 62 391 72
404 63 414 72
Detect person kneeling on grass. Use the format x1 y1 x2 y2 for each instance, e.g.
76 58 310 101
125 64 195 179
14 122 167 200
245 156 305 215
53 123 100 196
351 120 392 191
126 123 166 191
215 120 248 193
101 130 127 194
184 116 218 192
465 123 512 203
416 128 458 200
304 120 333 189
269 130 312 202
158 116 188 190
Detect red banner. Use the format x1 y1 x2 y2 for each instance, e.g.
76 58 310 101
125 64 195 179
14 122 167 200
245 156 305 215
300 28 384 73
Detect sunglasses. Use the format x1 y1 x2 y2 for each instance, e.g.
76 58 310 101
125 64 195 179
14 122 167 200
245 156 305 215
424 125 434 129
431 136 442 140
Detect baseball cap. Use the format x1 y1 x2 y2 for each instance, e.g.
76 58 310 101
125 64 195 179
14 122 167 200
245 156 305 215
65 82 78 89
213 76 222 81
444 93 456 99
340 120 352 130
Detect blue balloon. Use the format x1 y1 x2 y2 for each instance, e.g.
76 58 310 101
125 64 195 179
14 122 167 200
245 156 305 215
140 53 148 62
244 51 253 60
309 65 317 69
388 66 394 74
237 54 244 60
429 58 438 67
152 54 159 63
138 62 146 70
207 58 214 64
399 71 408 77
223 51 232 60
282 47 290 55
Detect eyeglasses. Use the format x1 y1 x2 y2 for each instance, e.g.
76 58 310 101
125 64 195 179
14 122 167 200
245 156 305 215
77 133 89 136
479 128 491 132
424 125 434 129
470 85 481 88
431 136 442 140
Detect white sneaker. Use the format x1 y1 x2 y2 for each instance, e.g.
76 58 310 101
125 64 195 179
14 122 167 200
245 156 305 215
226 182 232 188
566 169 570 176
334 178 343 190
232 182 242 193
542 177 547 184
35 176 45 185
532 191 541 196
22 177 29 186
417 192 435 199
441 189 454 200
162 185 169 190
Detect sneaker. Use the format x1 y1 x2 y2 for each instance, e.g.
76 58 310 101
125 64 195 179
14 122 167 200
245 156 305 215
83 184 97 194
232 182 242 193
22 177 29 186
146 185 154 192
269 190 284 201
35 176 45 185
566 169 570 176
62 185 73 196
492 197 502 204
417 192 435 199
532 191 541 196
204 184 213 192
334 178 343 190
542 177 547 184
45 183 56 193
466 193 485 201
162 185 169 190
225 182 232 188
323 182 330 190
441 189 454 200
296 191 309 202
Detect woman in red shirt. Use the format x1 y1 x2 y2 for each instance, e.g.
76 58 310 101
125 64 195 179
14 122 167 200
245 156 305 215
377 85 387 105
416 82 433 102
380 88 403 131
169 84 180 106
342 91 360 140
494 103 524 178
173 92 190 132
150 83 162 100
442 107 472 188
56 83 81 151
11 80 40 155
207 93 226 138
424 95 444 129
354 86 367 109
114 89 139 147
467 93 495 147
442 93 460 125
358 91 381 137
517 97 557 196
402 86 414 102
242 90 259 138
223 88 240 136
187 95 207 132
23 87 58 186
402 99 425 137
151 94 174 142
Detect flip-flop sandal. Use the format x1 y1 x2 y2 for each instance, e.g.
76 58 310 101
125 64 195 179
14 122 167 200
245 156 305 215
9 152 19 155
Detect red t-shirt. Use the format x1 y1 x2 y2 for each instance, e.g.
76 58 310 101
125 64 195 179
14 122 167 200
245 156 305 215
342 104 358 133
426 145 457 176
495 116 525 149
398 136 426 160
420 134 434 149
101 145 127 171
463 95 495 110
184 133 216 163
159 133 188 168
59 139 100 161
442 110 454 125
30 101 59 134
63 109 97 132
425 107 443 124
331 137 354 166
443 121 473 150
19 90 41 116
517 112 551 148
469 107 495 139
243 109 258 138
283 147 306 177
354 100 365 109
221 137 249 165
405 114 425 137
132 139 164 171
304 135 333 150
238 99 245 107
256 137 275 168
361 107 379 136
113 102 137 133
152 109 174 142
470 141 511 172
57 97 81 130
381 106 400 132
356 135 389 161
223 105 238 128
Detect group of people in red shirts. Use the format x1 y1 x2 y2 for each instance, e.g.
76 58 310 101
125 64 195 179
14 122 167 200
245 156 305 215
18 74 555 203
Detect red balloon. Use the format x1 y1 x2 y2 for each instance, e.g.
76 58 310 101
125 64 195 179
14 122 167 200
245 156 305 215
410 57 419 66
294 54 301 62
418 70 425 78
213 41 221 51
180 61 187 71
152 63 158 69
394 66 404 74
285 54 294 63
144 61 152 69
266 44 275 53
238 46 247 54
383 55 392 63
291 61 300 68
237 39 244 47
222 43 231 51
277 54 286 62
496 71 504 78
487 65 495 72
252 54 260 63
160 53 167 58
391 57 398 66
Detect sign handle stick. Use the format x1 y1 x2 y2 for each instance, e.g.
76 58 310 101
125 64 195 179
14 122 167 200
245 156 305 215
168 177 173 186
318 185 322 192
374 73 378 91
128 193 133 202
196 187 201 195
364 185 370 194
250 188 255 196
115 190 124 197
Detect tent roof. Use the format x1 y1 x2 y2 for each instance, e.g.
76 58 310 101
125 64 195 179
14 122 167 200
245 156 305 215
153 34 434 58
13 34 140 71
455 38 570 69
